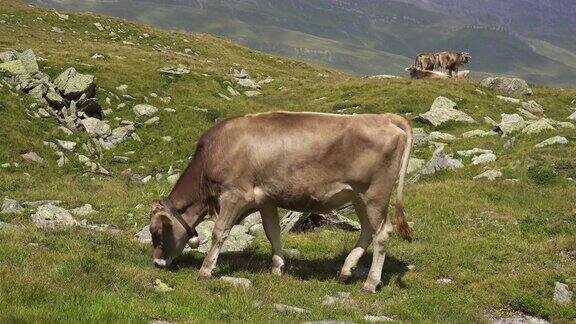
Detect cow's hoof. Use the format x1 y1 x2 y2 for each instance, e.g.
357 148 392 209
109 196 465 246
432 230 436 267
198 270 212 281
361 281 381 293
339 271 352 282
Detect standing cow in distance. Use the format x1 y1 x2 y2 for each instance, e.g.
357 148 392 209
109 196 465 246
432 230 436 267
435 51 471 77
148 111 413 293
414 53 437 71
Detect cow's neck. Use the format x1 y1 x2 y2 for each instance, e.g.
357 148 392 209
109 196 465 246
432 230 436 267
167 159 206 216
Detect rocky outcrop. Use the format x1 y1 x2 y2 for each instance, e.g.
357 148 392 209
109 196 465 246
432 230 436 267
535 136 568 148
53 67 96 100
481 77 533 95
416 96 475 127
494 114 526 135
420 147 464 175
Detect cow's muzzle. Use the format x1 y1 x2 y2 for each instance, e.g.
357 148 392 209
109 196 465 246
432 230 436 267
153 258 169 268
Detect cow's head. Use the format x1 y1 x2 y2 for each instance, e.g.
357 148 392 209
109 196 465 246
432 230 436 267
149 199 199 268
460 52 471 64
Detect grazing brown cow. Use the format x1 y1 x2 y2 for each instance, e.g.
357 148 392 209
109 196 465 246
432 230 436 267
149 111 413 293
405 66 450 80
414 52 437 71
435 51 471 77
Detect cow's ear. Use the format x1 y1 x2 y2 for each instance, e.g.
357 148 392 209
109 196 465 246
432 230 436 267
151 198 165 214
158 213 173 226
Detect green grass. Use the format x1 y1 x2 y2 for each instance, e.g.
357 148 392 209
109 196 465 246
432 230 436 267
0 1 575 322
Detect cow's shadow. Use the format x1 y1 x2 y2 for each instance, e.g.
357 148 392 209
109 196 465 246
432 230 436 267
174 250 409 287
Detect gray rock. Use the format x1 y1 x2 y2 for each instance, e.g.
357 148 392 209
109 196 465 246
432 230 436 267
159 65 190 75
517 108 539 120
219 276 252 289
322 292 356 307
70 204 97 216
481 77 533 95
473 170 502 181
0 50 18 63
244 90 261 97
484 116 498 127
522 119 555 134
412 128 429 146
521 100 544 114
416 96 475 127
195 221 255 253
81 117 111 138
56 151 68 167
22 200 61 208
495 114 526 135
363 315 394 322
462 129 498 138
284 248 301 259
227 86 240 96
112 156 129 163
31 204 77 228
420 147 464 175
535 136 568 148
154 278 174 292
135 225 151 244
237 78 260 89
144 116 160 125
107 125 135 146
53 67 95 100
486 311 549 324
161 136 172 142
568 111 576 121
232 69 250 79
274 304 308 314
496 95 521 104
280 208 360 233
241 212 262 228
457 148 493 158
1 197 24 214
472 153 497 165
407 158 425 174
133 104 158 118
21 151 44 163
0 59 27 76
167 174 180 186
437 278 453 284
429 131 456 141
248 224 264 236
553 282 572 305
57 139 77 151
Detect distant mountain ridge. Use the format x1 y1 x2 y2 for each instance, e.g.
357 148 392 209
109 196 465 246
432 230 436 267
28 0 576 85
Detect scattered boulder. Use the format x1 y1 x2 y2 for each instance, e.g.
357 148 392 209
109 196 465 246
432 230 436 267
407 158 425 174
412 128 429 146
568 111 576 121
159 65 190 76
462 129 498 138
473 170 502 181
416 96 475 127
322 292 357 308
133 104 158 118
535 136 568 148
274 304 308 314
1 197 24 214
495 114 526 135
167 174 180 186
496 95 521 104
420 147 464 175
553 282 573 305
81 117 111 138
521 100 544 114
472 153 496 165
70 204 97 216
135 225 151 244
144 116 160 125
480 77 533 95
485 312 549 324
153 279 174 293
21 151 44 163
280 207 360 233
244 90 261 97
219 276 252 289
57 139 76 151
31 204 77 228
363 315 394 322
522 119 555 134
194 221 255 253
429 131 456 142
457 148 493 158
53 67 96 100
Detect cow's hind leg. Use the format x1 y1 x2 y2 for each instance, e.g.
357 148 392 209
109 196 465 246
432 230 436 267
340 198 373 281
198 192 246 279
260 205 285 275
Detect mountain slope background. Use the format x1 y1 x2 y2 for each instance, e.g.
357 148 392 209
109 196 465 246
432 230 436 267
28 0 576 85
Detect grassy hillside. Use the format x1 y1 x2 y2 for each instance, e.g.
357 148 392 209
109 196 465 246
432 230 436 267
1 1 575 322
27 0 576 85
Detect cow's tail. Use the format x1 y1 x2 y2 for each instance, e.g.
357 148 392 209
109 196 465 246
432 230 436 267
389 115 413 242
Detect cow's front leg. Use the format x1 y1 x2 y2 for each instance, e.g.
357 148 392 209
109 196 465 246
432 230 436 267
260 205 284 275
198 194 243 279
